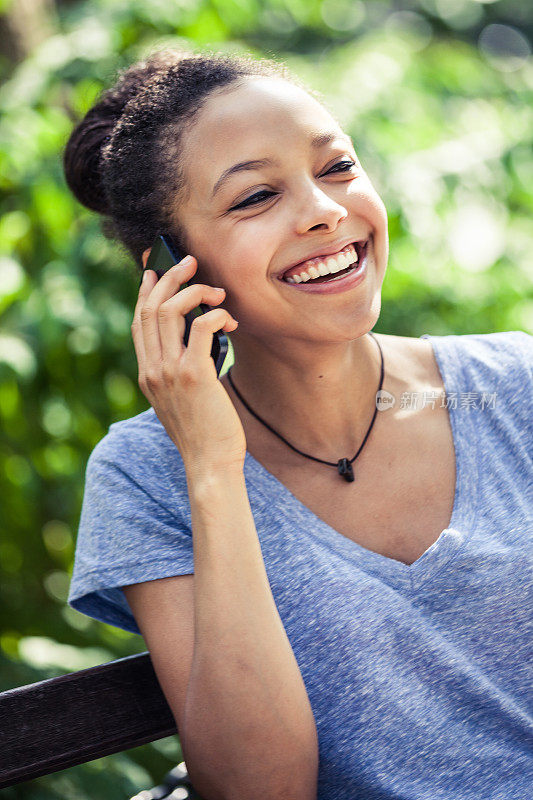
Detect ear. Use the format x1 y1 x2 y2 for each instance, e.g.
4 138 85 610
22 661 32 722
142 248 151 268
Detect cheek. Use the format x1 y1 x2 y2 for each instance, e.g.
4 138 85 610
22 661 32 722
361 179 388 224
219 221 277 280
374 193 388 227
193 240 259 295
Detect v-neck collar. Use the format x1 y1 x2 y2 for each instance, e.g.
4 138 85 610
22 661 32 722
243 334 480 591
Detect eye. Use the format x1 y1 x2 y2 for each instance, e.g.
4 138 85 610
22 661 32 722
325 159 357 175
230 190 277 211
228 159 357 212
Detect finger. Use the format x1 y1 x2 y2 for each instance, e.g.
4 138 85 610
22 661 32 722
136 254 197 363
138 258 194 366
158 287 228 366
135 266 158 315
162 282 228 319
182 308 238 370
132 269 158 371
145 255 197 307
142 248 151 269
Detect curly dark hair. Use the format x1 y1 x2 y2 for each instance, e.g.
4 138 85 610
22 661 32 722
62 48 314 270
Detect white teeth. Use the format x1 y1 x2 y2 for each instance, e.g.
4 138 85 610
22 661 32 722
335 253 347 271
282 242 365 283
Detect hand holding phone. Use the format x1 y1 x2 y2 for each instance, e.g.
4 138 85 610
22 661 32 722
131 238 247 477
144 234 229 376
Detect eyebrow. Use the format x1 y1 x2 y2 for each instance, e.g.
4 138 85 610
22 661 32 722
211 131 353 197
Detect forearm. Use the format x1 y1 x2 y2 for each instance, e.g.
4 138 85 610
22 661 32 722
182 468 318 800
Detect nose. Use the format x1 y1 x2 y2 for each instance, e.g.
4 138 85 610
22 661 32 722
293 182 348 234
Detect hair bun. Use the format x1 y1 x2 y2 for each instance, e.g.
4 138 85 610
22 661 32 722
63 49 187 215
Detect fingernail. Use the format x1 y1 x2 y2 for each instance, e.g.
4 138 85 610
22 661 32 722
181 255 194 267
213 287 225 292
139 269 152 287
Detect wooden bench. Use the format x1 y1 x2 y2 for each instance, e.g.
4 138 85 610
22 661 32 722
0 651 202 798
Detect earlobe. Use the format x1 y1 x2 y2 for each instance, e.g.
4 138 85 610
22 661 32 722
142 248 151 268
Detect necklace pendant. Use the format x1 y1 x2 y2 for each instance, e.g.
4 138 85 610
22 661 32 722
337 458 354 482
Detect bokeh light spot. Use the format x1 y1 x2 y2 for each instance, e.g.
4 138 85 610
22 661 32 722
478 24 531 72
5 454 33 487
42 397 73 438
320 0 365 32
42 519 73 553
67 325 101 355
447 204 506 272
43 569 71 602
0 335 36 378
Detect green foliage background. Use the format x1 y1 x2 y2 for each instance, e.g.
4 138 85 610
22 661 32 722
0 0 532 797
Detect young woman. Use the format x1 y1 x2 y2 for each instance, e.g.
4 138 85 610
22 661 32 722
65 49 533 800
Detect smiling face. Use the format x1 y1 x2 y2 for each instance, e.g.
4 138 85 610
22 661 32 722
175 75 389 347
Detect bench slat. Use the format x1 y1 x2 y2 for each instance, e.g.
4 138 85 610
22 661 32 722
0 652 178 788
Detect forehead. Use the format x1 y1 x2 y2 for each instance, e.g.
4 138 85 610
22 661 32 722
181 77 343 195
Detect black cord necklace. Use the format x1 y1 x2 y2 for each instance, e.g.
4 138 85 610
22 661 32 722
226 332 384 482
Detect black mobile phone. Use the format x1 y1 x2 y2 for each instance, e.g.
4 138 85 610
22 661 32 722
144 233 229 377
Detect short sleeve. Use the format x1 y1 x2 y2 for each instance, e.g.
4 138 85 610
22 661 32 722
67 419 195 635
427 329 532 418
458 330 532 434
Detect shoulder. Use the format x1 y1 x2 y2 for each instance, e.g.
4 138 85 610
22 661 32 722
422 330 531 388
376 330 532 387
374 330 531 432
378 331 531 437
90 406 178 466
70 407 195 636
86 407 189 507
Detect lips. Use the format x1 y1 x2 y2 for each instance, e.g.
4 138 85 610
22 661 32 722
278 238 369 282
280 239 370 294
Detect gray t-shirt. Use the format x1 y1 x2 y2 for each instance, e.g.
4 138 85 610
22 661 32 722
68 331 533 800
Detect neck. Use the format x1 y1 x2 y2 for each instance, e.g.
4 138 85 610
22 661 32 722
227 329 383 462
